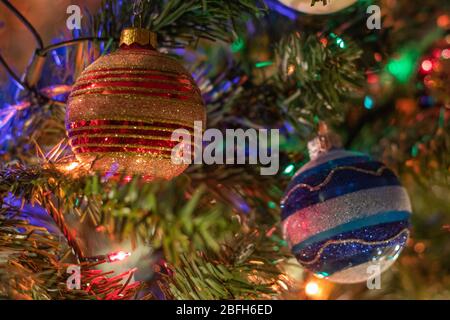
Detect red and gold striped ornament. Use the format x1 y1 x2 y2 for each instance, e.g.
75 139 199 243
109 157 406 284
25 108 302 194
66 28 206 180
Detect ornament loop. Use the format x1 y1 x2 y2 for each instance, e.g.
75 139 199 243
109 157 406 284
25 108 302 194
307 122 342 160
133 0 145 28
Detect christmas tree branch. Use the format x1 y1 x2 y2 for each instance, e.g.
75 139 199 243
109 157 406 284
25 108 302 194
273 32 364 125
0 207 145 300
0 161 240 263
0 162 289 299
164 229 289 299
89 0 266 48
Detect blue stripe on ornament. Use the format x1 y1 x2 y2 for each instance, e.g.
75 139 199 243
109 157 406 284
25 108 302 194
291 210 411 254
281 163 401 220
293 220 409 276
285 155 372 194
311 238 407 277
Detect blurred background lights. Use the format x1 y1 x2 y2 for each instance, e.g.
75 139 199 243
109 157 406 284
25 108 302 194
442 49 450 59
421 59 433 72
364 96 374 110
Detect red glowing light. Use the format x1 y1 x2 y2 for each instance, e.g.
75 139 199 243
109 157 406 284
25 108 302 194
421 60 433 72
108 251 131 262
374 52 382 62
367 73 379 84
442 49 450 59
95 225 106 232
437 15 450 28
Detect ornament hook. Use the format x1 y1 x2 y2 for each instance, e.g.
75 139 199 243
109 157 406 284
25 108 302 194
307 122 342 160
133 0 145 28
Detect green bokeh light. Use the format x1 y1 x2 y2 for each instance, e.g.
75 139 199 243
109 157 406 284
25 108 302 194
386 49 420 83
255 61 273 68
283 164 295 175
231 37 244 53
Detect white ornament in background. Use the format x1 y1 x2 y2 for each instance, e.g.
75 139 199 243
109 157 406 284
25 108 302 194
279 0 357 15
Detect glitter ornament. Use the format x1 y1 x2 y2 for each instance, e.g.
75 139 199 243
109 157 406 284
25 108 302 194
281 125 412 283
279 0 357 15
66 28 206 179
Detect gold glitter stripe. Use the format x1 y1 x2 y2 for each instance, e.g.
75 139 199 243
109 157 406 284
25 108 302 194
68 94 205 110
75 77 196 87
297 229 410 265
68 134 198 145
281 166 390 204
78 151 174 160
83 69 190 78
68 125 195 133
69 123 194 132
69 122 194 132
71 143 175 152
70 86 202 99
67 117 200 130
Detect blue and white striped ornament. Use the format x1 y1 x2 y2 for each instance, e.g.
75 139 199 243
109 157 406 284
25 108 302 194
281 148 411 283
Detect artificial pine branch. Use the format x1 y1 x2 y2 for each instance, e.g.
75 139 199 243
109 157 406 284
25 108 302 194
0 162 239 263
0 99 65 162
0 162 289 299
164 229 289 299
274 32 364 124
0 208 145 300
90 0 266 48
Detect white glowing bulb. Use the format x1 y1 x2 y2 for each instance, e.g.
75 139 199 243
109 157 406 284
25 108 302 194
108 251 131 262
65 162 80 171
305 281 320 296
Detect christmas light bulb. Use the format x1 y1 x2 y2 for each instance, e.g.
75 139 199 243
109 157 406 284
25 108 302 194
305 281 320 297
108 251 131 262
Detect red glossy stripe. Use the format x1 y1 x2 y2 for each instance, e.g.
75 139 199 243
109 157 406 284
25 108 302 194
70 89 194 100
72 80 194 93
74 146 174 156
78 72 193 85
71 136 179 148
67 128 192 138
67 119 195 131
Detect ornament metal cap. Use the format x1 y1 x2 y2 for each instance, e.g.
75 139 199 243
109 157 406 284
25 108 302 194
307 122 342 160
119 28 157 49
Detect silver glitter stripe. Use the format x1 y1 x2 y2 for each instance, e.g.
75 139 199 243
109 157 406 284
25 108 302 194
282 185 412 247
